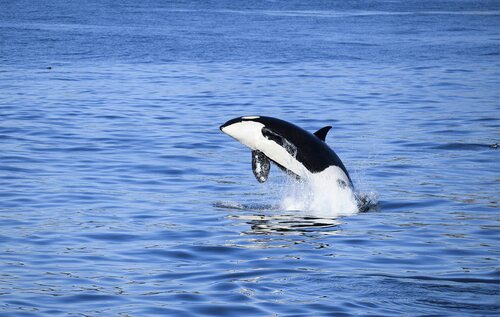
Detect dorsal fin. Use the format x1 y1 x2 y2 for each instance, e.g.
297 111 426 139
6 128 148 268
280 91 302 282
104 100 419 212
313 126 332 141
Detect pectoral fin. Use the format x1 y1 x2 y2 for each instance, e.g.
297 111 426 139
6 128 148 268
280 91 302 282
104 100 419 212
252 150 270 183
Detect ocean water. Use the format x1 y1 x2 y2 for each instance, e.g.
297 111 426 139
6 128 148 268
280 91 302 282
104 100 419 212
1 1 499 316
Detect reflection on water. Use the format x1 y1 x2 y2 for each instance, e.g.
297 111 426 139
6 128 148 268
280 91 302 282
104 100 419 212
237 214 341 236
214 198 378 235
229 213 341 235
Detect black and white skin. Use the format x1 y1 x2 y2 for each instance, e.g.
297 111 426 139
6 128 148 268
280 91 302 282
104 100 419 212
220 116 357 212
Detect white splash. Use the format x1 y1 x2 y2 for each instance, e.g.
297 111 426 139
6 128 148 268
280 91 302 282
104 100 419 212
280 166 376 218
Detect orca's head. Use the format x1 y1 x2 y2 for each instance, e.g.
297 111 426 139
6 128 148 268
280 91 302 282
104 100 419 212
220 116 265 150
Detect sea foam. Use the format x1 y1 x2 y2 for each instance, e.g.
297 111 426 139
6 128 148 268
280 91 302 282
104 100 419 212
280 167 377 217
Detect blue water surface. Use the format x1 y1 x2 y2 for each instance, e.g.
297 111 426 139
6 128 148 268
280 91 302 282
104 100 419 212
1 1 499 316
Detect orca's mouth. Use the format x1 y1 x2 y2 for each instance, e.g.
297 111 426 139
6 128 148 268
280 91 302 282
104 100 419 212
220 118 240 132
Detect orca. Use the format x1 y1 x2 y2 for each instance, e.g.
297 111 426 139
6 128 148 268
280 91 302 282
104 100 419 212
219 116 353 190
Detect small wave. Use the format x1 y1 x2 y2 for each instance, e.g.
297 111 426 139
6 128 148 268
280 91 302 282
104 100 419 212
432 143 498 150
364 273 500 285
213 201 275 211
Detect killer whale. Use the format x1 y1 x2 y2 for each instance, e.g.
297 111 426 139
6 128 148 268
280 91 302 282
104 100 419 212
219 116 353 189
